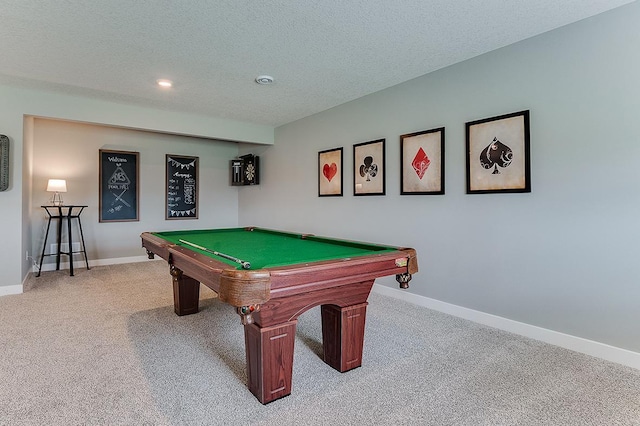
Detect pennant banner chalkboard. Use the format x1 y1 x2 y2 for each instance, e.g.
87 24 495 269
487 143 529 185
166 154 198 219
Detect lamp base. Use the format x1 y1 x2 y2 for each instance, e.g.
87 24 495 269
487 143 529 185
50 192 64 206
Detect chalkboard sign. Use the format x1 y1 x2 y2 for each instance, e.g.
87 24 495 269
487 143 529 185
166 154 198 219
99 149 139 222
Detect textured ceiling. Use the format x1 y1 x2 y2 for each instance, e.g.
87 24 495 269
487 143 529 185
0 0 635 127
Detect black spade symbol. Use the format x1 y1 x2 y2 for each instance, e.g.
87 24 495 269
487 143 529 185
359 156 378 181
479 137 513 174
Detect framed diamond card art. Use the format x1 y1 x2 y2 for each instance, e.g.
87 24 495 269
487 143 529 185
466 110 530 194
401 127 445 195
354 139 385 196
318 147 343 197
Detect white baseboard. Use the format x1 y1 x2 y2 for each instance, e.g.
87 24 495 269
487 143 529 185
372 284 640 371
34 255 154 273
0 284 23 296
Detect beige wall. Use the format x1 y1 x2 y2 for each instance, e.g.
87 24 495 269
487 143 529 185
31 119 241 266
0 83 273 292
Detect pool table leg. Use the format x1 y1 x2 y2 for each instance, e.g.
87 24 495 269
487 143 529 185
244 320 297 404
321 303 368 372
170 266 200 316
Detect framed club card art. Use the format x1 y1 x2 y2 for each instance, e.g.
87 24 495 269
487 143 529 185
466 110 531 194
401 127 445 195
318 147 343 197
354 139 385 196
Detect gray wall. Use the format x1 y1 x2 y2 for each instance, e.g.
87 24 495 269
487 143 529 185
0 1 636 358
239 3 640 352
31 119 240 265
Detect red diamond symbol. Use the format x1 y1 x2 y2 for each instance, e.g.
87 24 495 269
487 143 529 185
412 147 430 179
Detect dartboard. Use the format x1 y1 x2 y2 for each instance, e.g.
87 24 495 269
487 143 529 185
245 163 256 182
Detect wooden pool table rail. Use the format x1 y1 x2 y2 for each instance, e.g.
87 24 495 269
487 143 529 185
141 230 417 321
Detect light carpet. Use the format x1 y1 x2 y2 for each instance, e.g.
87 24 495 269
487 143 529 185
1 261 639 425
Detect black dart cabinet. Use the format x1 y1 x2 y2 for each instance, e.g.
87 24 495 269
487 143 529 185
231 154 260 186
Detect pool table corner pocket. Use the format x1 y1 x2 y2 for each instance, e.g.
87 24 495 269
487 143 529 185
219 269 271 307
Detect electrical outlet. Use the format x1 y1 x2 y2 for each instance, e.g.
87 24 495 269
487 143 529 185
26 250 29 261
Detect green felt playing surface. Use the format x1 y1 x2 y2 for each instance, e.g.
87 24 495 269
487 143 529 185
153 227 398 270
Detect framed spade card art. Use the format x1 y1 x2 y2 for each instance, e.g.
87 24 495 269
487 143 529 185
466 110 531 194
318 147 343 196
354 139 385 196
401 127 444 195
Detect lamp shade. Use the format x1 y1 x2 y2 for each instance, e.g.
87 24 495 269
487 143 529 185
46 179 67 193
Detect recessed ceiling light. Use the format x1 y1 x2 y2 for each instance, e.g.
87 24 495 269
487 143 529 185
255 75 274 85
157 79 173 88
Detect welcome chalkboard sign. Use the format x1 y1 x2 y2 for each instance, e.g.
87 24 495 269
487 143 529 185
166 154 198 219
99 149 139 222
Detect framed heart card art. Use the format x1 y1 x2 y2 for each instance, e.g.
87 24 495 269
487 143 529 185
318 147 343 197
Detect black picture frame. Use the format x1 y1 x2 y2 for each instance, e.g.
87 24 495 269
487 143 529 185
354 139 385 196
99 149 139 222
401 127 445 195
318 147 343 197
466 110 531 194
0 135 9 192
166 154 199 220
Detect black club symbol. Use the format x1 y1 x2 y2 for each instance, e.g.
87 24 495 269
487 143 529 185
359 156 378 181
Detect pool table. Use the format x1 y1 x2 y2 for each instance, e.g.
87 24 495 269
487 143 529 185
141 227 418 404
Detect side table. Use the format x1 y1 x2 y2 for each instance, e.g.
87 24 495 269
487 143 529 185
37 205 90 277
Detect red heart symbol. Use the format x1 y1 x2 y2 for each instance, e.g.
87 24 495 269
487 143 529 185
323 163 337 182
